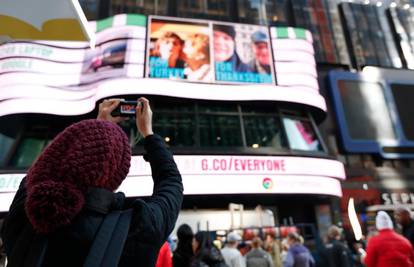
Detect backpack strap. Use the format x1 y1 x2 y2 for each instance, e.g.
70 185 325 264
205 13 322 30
83 209 133 267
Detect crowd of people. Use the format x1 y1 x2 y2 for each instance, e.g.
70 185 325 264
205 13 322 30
154 207 414 267
155 224 315 267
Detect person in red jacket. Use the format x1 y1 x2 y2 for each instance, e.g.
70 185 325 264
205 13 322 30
156 242 173 267
364 211 414 267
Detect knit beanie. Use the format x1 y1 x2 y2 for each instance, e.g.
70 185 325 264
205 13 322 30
376 211 394 230
214 24 236 40
25 119 131 234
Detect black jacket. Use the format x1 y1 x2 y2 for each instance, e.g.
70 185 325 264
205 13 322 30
324 240 352 267
1 134 183 267
403 220 414 248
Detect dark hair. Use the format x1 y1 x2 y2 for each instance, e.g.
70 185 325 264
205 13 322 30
177 224 194 241
193 231 225 265
174 224 194 265
194 231 213 253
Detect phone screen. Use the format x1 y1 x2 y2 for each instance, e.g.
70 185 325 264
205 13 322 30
120 104 136 114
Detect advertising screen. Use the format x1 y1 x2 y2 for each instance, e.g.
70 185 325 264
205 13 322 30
329 68 414 158
0 14 327 117
148 18 212 82
147 16 274 84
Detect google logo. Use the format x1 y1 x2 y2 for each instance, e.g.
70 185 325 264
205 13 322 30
262 178 273 190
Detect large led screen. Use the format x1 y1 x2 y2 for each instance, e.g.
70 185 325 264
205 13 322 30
390 83 414 140
337 80 396 141
329 69 414 158
0 14 327 117
147 16 274 84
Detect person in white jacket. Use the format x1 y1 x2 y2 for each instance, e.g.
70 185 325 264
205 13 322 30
221 232 246 267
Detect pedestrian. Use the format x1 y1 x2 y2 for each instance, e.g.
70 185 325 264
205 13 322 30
264 234 282 267
324 226 352 267
395 207 414 247
280 239 289 266
221 232 245 267
191 231 228 267
173 224 195 267
157 242 173 267
284 233 315 267
1 98 184 267
246 237 273 267
237 242 250 257
364 211 414 267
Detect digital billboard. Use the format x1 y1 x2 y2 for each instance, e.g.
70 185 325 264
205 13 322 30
0 14 327 117
147 16 274 84
328 67 414 158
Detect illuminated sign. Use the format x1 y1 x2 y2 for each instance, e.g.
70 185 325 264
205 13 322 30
262 178 273 190
0 14 326 117
0 155 344 212
147 16 274 84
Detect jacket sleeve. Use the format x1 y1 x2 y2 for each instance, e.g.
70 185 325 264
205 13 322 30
143 134 184 242
284 250 294 267
1 177 29 256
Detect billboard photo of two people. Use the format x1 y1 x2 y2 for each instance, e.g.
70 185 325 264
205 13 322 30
148 18 212 82
147 17 274 84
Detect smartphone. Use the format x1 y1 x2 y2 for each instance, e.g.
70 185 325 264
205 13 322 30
111 100 140 117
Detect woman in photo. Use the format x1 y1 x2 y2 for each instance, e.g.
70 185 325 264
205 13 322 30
183 33 212 82
152 32 186 68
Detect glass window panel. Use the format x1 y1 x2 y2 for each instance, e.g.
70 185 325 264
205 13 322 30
198 103 238 113
390 84 414 141
153 101 195 113
0 134 14 167
177 0 232 21
337 80 396 141
153 113 196 146
282 118 322 151
199 115 243 147
238 0 290 26
79 0 98 20
111 0 168 16
244 116 287 148
241 103 277 114
11 138 47 168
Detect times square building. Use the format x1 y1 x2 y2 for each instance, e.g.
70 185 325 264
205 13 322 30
3 0 414 246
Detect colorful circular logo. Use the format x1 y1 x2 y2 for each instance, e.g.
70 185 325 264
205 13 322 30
262 178 273 190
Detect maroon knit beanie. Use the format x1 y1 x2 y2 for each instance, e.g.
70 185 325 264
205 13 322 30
25 119 131 234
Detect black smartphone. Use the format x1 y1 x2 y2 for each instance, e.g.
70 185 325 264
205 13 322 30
111 100 139 117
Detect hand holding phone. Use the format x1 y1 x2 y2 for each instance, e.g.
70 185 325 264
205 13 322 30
97 99 127 124
135 97 153 137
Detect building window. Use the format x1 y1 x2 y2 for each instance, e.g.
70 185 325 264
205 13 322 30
282 117 322 152
111 0 169 16
237 0 291 26
199 114 243 147
79 0 99 20
10 137 47 168
153 113 197 146
0 133 14 168
176 0 232 21
0 99 326 169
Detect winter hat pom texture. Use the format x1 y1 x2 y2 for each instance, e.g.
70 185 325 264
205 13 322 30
25 119 131 234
